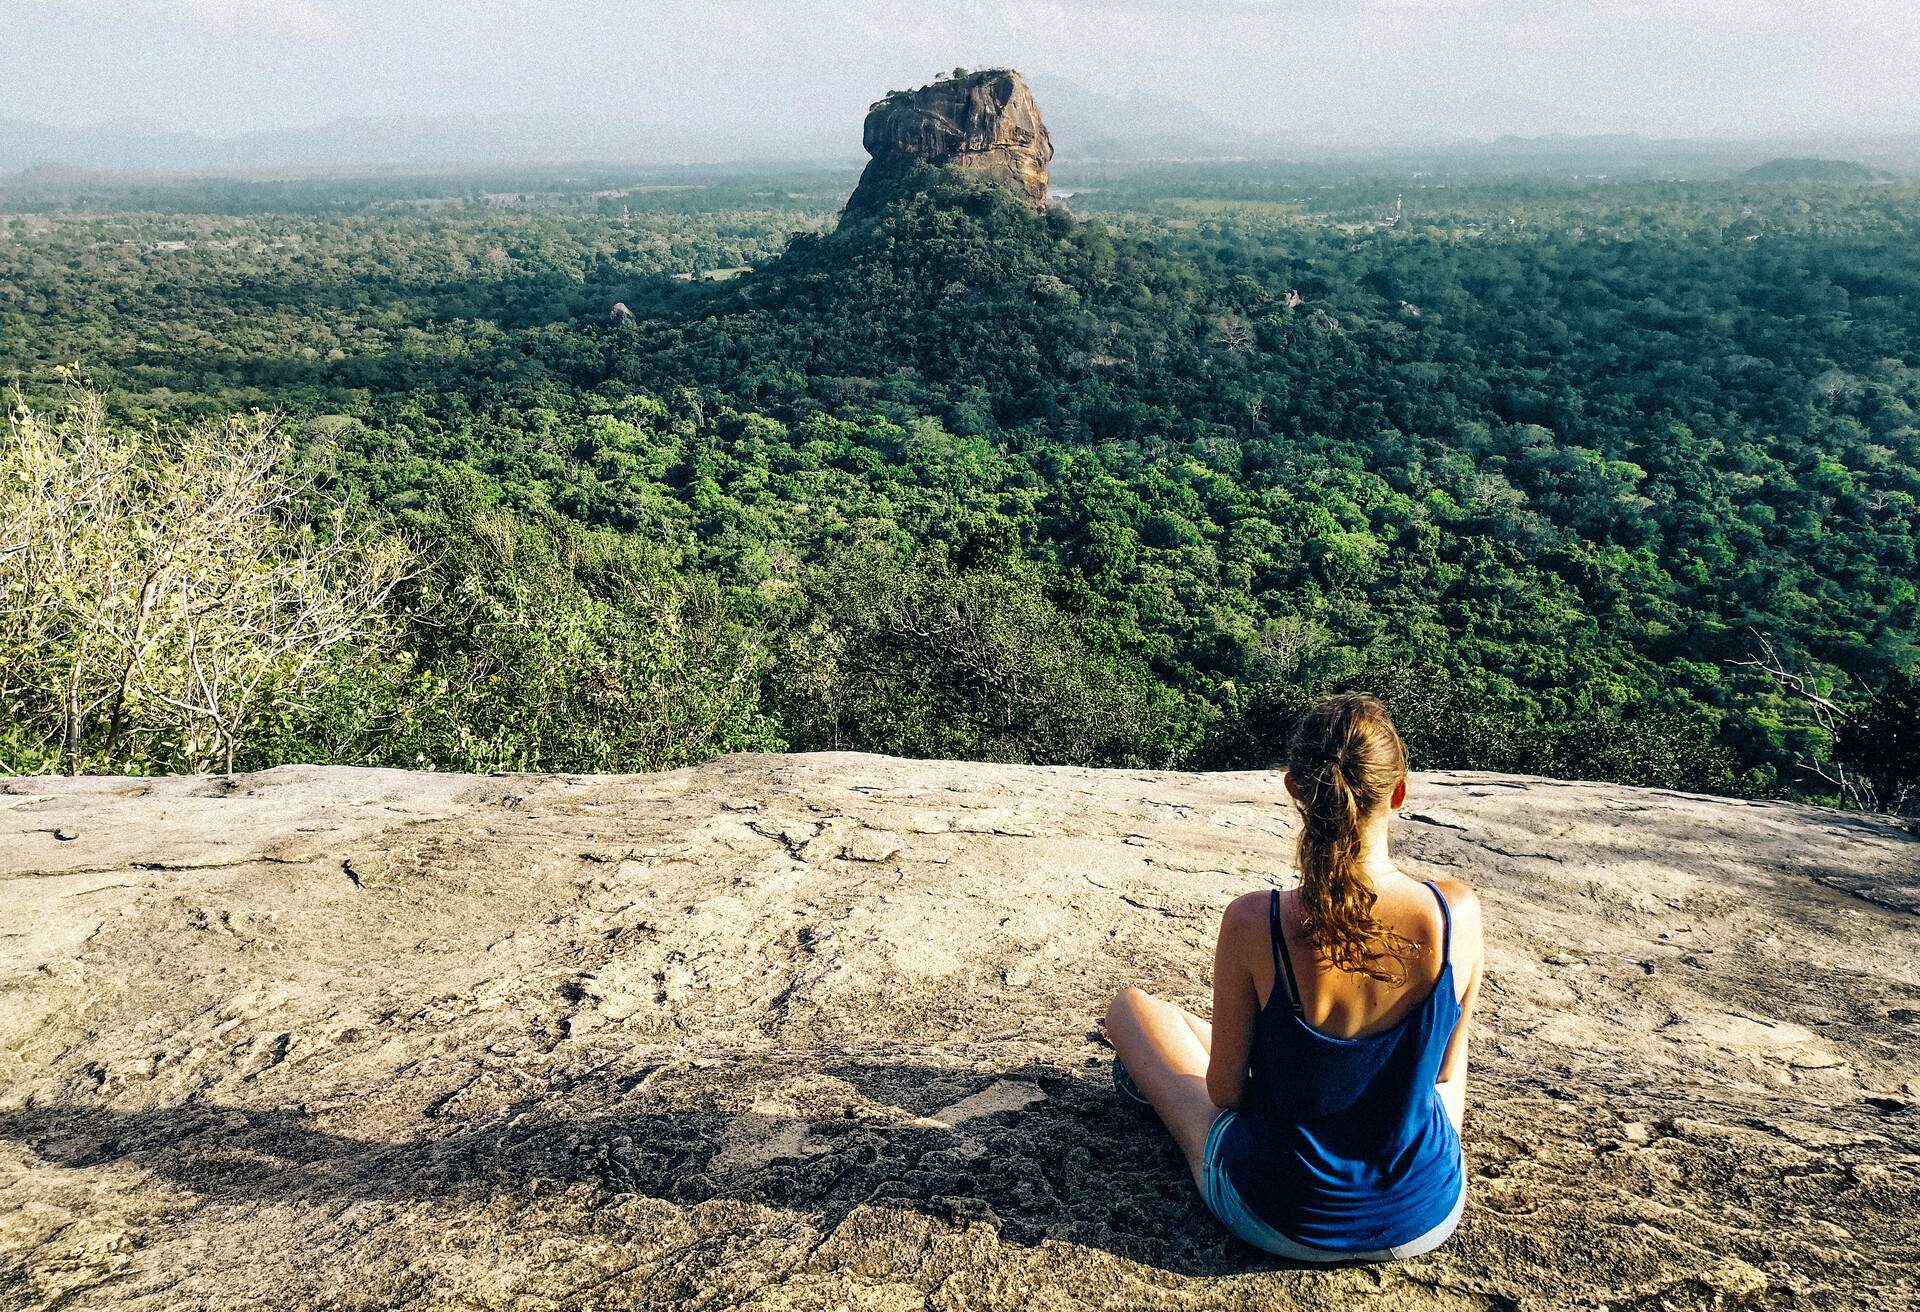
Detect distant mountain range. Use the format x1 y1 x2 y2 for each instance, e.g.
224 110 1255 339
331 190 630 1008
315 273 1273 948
0 112 857 176
2 86 1915 180
1026 76 1295 161
0 83 1280 176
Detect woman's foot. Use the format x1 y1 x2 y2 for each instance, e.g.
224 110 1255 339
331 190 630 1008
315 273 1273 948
1112 1056 1152 1108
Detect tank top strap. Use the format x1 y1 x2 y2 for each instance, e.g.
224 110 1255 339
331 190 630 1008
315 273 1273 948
1269 888 1305 1016
1423 880 1453 968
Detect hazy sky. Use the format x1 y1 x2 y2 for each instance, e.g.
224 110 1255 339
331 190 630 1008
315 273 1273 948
9 0 1919 144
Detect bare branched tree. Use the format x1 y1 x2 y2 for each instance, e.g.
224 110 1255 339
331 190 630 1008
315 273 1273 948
1208 313 1254 356
1729 630 1876 811
0 379 408 774
1 385 137 767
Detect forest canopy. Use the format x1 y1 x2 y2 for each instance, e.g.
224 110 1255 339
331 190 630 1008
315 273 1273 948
1 162 1915 809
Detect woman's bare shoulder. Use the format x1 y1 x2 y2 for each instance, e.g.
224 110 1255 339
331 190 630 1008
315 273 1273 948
1428 875 1481 913
1221 891 1282 975
1221 888 1273 933
1428 876 1485 954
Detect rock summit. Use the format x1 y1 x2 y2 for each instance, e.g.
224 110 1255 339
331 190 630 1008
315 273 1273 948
2 753 1916 1308
848 68 1053 212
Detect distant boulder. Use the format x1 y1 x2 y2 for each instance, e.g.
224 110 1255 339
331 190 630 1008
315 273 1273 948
847 68 1053 213
1743 157 1876 183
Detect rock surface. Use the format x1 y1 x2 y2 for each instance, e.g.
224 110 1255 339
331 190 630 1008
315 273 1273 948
1 753 1916 1310
849 69 1053 212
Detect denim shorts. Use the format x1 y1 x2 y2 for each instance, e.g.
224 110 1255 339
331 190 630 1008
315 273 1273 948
1200 1109 1465 1263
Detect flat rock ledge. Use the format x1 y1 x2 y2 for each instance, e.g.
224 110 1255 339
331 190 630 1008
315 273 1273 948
1 753 1916 1311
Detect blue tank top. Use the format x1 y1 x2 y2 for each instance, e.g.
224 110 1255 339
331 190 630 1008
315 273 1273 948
1215 881 1466 1252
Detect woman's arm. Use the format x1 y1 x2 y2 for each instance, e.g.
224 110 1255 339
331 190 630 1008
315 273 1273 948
1205 892 1265 1108
1434 880 1485 1131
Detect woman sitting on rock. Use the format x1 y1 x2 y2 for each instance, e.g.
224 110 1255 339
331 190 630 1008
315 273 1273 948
1105 692 1483 1262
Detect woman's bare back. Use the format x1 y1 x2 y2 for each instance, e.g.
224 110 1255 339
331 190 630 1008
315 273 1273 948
1264 873 1478 1041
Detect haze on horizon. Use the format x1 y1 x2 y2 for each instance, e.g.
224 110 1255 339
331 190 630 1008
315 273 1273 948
7 0 1920 162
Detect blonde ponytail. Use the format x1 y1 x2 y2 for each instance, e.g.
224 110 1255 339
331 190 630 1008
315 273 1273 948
1287 692 1417 982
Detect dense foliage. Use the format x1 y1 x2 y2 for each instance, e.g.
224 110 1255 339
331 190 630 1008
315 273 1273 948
2 162 1915 805
0 387 404 773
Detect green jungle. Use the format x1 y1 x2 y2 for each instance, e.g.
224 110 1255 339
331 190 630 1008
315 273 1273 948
2 161 1916 809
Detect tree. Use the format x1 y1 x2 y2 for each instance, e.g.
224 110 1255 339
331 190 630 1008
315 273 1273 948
772 541 1172 766
1837 670 1920 816
0 382 407 774
355 474 782 775
1733 633 1916 814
